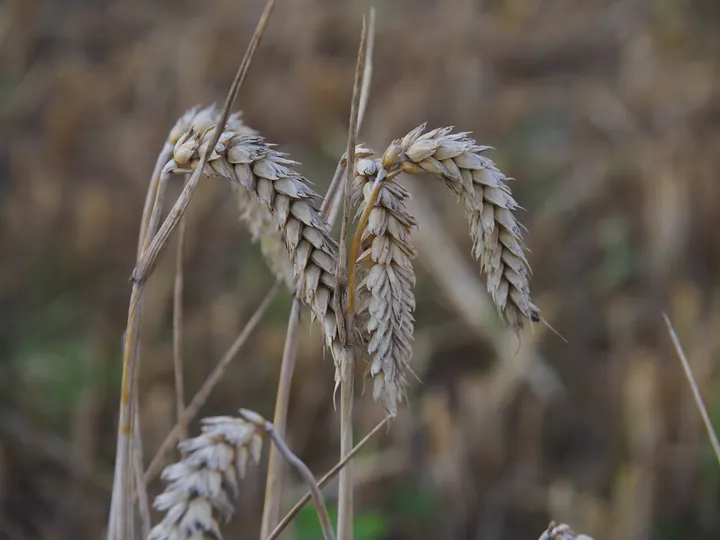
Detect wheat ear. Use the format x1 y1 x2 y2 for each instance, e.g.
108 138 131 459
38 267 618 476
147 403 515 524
148 410 335 540
163 128 343 365
351 152 417 415
379 125 539 329
148 414 264 540
539 522 594 540
170 105 295 289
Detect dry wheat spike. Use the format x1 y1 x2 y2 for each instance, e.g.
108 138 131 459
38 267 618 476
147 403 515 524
380 125 539 329
163 122 343 366
352 151 417 415
538 522 594 540
148 414 263 540
170 106 293 289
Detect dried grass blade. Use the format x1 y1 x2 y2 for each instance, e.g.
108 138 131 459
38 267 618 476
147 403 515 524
663 313 720 466
109 3 278 536
143 281 281 485
260 297 302 537
266 416 391 540
241 410 336 540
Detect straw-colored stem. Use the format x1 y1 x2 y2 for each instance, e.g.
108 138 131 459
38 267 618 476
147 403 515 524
109 6 277 532
337 347 355 540
336 18 368 540
109 165 171 539
173 215 187 440
356 8 375 134
132 0 276 284
663 313 720 466
133 394 150 539
267 416 390 540
242 411 336 540
261 23 375 527
143 281 281 485
260 296 301 538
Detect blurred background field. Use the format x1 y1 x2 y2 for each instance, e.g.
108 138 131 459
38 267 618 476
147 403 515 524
2 0 720 538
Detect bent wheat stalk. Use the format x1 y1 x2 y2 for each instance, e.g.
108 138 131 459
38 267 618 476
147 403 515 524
110 3 277 535
239 410 336 540
267 416 390 540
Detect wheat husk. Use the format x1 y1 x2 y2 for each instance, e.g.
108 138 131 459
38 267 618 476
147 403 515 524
380 125 539 329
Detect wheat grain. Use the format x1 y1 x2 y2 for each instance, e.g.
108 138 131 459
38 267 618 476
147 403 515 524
379 125 539 329
163 124 343 366
351 151 416 415
148 415 263 540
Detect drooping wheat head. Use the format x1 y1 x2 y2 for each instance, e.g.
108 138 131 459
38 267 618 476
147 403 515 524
168 106 294 289
148 415 263 540
379 125 539 329
351 150 417 415
163 123 344 368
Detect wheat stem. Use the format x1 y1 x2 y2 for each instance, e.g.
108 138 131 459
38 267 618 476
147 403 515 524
337 348 355 540
356 7 375 134
259 296 302 537
261 16 375 529
110 165 169 538
133 395 151 539
110 5 277 534
663 313 720 467
143 281 281 485
173 194 187 441
241 410 336 540
266 416 390 540
132 0 276 284
336 18 368 540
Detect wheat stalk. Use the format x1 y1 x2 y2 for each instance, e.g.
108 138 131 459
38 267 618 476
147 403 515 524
351 153 417 415
163 127 344 370
110 3 277 534
379 125 539 329
143 283 280 486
